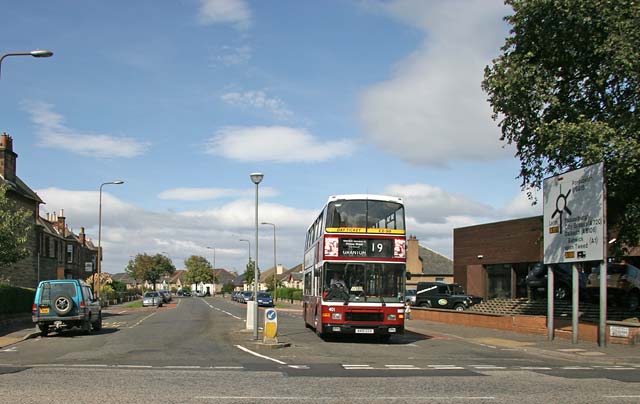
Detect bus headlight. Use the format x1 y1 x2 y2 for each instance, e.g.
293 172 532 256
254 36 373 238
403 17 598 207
387 314 397 321
332 313 342 320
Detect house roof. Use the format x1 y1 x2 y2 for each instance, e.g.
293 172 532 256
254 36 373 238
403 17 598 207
418 245 453 276
1 175 44 204
170 270 187 283
215 268 237 284
111 273 136 284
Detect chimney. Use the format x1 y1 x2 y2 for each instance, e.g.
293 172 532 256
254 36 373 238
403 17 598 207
56 209 66 236
407 235 422 275
79 227 86 246
0 133 18 183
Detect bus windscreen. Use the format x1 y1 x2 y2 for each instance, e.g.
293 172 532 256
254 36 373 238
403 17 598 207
323 262 404 303
326 200 405 232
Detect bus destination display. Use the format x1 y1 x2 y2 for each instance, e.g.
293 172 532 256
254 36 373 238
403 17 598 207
339 238 393 258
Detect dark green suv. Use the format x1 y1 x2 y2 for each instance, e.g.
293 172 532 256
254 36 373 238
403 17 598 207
32 279 102 336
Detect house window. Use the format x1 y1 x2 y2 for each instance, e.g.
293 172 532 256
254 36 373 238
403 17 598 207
66 244 74 263
435 277 444 282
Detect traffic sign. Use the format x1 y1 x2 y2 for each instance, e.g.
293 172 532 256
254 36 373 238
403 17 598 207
543 162 605 264
264 308 278 341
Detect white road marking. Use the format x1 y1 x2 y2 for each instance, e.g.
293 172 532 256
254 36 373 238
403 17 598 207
115 364 153 368
557 348 586 352
473 366 506 370
213 366 244 369
561 366 593 370
234 344 287 365
519 366 552 370
70 364 107 367
1 347 17 352
287 365 310 369
604 367 635 370
129 312 157 328
163 365 201 369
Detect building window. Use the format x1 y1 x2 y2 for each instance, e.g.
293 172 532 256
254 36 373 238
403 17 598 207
435 277 444 282
66 244 74 263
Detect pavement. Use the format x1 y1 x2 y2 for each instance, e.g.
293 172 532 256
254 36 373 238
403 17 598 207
3 297 640 366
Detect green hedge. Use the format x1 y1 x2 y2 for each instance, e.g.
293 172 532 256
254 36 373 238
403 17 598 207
275 287 303 301
0 284 35 315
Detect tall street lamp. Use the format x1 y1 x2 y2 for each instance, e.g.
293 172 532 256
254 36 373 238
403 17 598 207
261 222 277 303
207 246 216 296
95 180 124 299
239 239 251 263
0 49 53 79
250 172 263 340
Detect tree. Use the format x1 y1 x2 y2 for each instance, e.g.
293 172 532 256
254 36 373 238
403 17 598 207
183 255 216 286
125 253 176 290
221 282 235 295
482 0 640 254
0 183 33 272
243 260 258 286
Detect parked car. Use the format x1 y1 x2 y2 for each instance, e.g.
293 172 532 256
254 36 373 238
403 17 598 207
195 290 206 297
415 281 482 311
231 291 241 302
587 263 640 311
143 291 163 307
32 279 102 336
526 262 589 300
240 291 253 304
256 292 274 307
181 290 192 297
158 290 172 303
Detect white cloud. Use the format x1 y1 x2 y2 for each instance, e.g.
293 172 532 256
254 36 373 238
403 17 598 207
36 188 315 275
359 0 512 166
501 188 542 218
221 90 292 120
23 102 149 158
214 45 252 66
385 183 494 224
158 186 278 201
198 0 251 29
205 126 354 163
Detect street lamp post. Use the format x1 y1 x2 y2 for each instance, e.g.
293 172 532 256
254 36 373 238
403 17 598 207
250 172 264 340
207 246 216 296
0 49 53 79
261 222 277 303
96 180 124 300
239 239 251 263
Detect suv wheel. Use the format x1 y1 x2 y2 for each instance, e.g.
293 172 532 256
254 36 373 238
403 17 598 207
81 317 92 335
52 294 73 316
38 324 49 337
628 292 640 312
453 304 465 312
92 312 102 331
419 301 431 308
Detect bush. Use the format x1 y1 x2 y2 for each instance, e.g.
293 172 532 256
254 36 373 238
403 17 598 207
276 287 303 301
0 283 35 315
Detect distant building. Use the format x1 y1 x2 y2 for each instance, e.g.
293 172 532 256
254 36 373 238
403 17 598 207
406 235 453 288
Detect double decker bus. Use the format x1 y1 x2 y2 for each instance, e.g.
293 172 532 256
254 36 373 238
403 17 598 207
303 194 408 340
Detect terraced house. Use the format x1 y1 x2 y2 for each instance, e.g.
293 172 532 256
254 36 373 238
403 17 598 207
0 133 97 287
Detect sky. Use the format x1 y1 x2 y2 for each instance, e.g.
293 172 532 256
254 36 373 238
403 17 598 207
0 0 542 276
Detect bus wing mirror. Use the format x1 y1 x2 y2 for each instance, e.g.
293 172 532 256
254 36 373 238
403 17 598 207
406 272 412 280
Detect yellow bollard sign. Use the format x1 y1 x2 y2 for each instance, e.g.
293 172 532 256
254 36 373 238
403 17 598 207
264 308 278 342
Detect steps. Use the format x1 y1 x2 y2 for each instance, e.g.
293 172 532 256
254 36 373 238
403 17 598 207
468 298 640 324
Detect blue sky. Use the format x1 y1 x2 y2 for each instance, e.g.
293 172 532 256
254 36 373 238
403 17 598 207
1 0 541 275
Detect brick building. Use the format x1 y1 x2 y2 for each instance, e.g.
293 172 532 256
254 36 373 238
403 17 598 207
0 133 97 287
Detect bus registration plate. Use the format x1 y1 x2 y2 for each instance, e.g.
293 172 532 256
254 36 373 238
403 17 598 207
355 328 374 334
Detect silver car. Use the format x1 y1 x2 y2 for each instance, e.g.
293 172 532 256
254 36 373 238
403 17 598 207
143 291 163 307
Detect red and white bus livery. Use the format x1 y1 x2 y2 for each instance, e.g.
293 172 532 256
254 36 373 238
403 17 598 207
303 194 408 340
